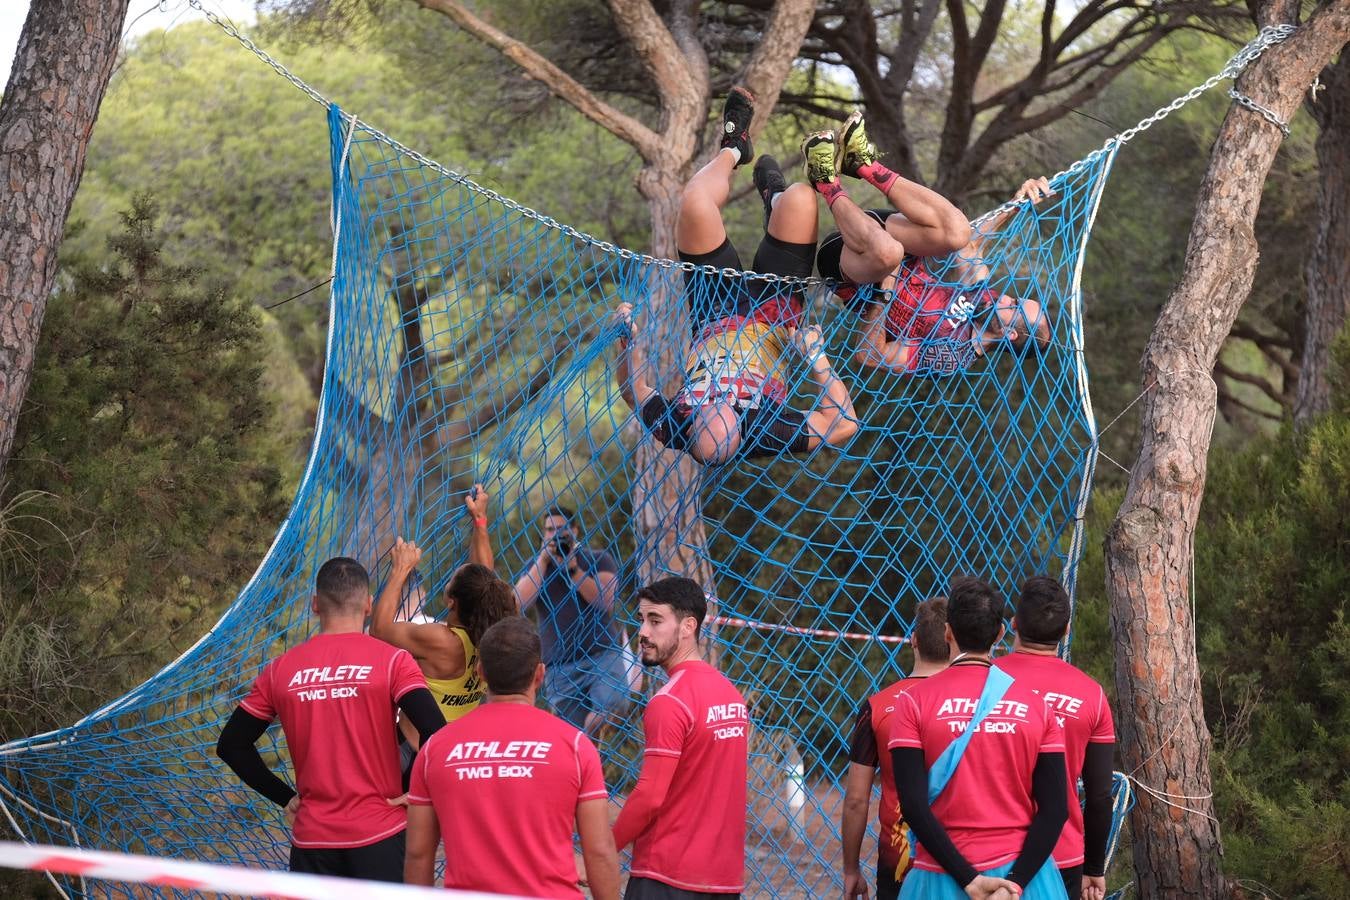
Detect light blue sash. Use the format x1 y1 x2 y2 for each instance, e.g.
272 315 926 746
927 664 1015 803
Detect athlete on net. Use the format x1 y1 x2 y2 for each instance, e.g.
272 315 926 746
806 110 1054 375
615 87 858 464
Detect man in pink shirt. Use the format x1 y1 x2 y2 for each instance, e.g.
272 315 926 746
996 577 1115 900
841 596 953 899
888 576 1069 900
404 616 620 899
216 557 445 881
613 577 749 899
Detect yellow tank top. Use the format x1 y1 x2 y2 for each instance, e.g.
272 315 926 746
424 627 483 722
682 322 789 407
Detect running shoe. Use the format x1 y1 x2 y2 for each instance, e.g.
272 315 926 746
752 155 788 226
719 86 755 166
802 130 840 187
839 109 881 178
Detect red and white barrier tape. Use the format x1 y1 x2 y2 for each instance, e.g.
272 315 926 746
0 841 533 899
711 614 907 644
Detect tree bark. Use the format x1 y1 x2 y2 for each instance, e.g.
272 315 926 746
1295 48 1350 424
1104 5 1350 898
0 0 131 471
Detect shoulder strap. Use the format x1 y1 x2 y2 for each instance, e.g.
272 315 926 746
927 665 1015 803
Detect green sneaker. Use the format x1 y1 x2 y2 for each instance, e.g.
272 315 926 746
839 110 880 178
802 131 839 187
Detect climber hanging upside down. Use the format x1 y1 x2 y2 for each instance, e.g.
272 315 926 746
804 108 1056 374
614 87 858 464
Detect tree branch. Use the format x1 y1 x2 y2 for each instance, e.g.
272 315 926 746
416 0 662 160
739 0 818 135
1214 357 1288 408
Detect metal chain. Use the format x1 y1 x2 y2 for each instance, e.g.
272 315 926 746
1227 87 1292 135
188 1 1296 278
974 23 1297 225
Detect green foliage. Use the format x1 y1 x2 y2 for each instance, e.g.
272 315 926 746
0 196 298 735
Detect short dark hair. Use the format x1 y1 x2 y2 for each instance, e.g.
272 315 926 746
634 576 707 630
478 617 540 695
946 575 1004 653
1015 576 1071 645
315 557 369 613
912 596 951 663
446 564 517 646
542 505 576 527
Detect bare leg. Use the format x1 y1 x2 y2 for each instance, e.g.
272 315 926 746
677 148 738 256
830 192 904 285
766 182 819 246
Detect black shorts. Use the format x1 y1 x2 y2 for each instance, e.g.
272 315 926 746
639 395 811 460
288 829 406 882
876 858 903 900
625 875 740 900
817 208 895 305
1060 864 1083 900
679 234 815 331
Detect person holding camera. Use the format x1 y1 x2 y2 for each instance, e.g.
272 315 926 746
514 505 627 737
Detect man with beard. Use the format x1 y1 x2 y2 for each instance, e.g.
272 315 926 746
612 578 749 899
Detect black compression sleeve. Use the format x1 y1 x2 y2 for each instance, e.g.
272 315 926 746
1007 751 1069 888
215 707 296 808
398 688 445 746
1081 742 1115 876
891 747 978 887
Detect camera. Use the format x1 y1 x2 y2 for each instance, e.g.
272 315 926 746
552 531 574 557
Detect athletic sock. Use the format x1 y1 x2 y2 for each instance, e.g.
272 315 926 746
858 161 900 193
723 146 742 167
815 179 847 208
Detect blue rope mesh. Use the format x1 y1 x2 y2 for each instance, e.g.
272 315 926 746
0 101 1127 897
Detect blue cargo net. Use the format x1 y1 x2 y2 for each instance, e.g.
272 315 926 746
0 18 1297 896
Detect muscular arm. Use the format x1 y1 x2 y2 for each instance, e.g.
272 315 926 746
467 518 493 570
571 567 617 615
611 752 680 851
616 329 657 413
1081 742 1115 877
1006 751 1069 888
891 747 978 887
881 177 972 259
841 762 876 880
404 804 440 886
854 287 914 372
215 708 295 808
578 797 621 900
514 555 548 613
372 565 463 673
803 353 858 449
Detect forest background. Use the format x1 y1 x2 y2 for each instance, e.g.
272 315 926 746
0 2 1345 897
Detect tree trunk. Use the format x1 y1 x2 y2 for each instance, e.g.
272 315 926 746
0 0 130 471
1105 5 1350 898
1295 48 1350 424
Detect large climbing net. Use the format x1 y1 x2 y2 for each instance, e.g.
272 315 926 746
0 14 1296 898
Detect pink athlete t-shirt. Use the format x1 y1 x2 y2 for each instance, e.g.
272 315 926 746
995 652 1115 867
632 659 749 893
888 663 1065 873
240 632 427 849
407 702 607 899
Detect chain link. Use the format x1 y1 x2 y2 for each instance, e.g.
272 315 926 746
973 24 1297 226
1226 87 1291 135
189 1 1296 278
